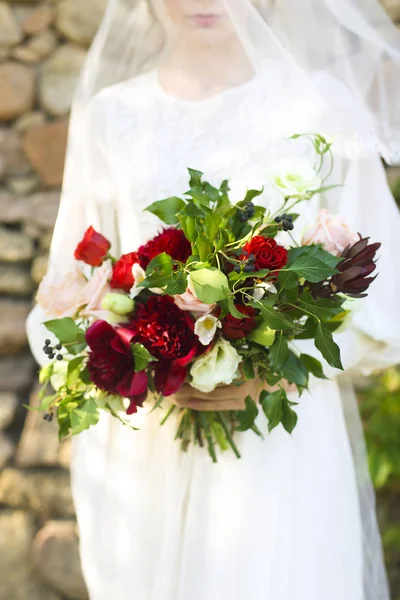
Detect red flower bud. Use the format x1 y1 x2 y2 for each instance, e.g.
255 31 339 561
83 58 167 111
74 226 111 267
110 252 139 292
222 304 257 340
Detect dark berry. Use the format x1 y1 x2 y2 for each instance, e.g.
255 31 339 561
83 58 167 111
48 352 55 360
57 354 63 361
244 264 254 273
274 216 282 223
286 215 293 222
287 223 294 231
56 344 62 351
233 265 241 273
45 339 51 346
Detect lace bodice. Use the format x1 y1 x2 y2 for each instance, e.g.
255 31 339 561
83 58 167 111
88 69 321 252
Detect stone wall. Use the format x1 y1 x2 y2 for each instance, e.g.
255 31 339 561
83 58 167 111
0 1 399 599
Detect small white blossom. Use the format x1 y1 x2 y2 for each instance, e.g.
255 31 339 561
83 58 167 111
253 281 278 301
130 263 164 298
267 159 322 199
190 338 242 393
194 314 221 346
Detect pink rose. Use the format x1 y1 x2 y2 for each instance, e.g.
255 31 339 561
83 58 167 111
174 282 215 316
37 268 87 318
80 263 113 321
302 209 359 256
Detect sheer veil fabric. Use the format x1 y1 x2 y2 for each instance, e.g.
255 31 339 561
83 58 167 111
25 1 400 599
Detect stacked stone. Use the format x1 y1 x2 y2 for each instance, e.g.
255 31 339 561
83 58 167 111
0 1 106 598
0 0 399 598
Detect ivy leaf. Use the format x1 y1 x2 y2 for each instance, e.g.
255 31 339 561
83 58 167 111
164 270 188 295
298 292 344 321
257 303 296 330
44 318 86 355
280 352 309 388
195 234 213 261
269 333 290 370
299 353 328 379
188 168 203 187
281 396 298 434
288 245 342 270
70 399 100 436
277 269 299 290
146 252 173 277
67 356 85 386
131 343 155 372
145 197 186 225
235 395 259 432
260 389 283 432
228 298 251 319
315 323 343 370
286 255 337 283
242 359 255 380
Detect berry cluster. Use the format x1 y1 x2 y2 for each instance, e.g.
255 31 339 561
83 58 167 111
239 202 256 222
43 412 54 422
43 339 63 361
274 214 294 231
233 252 256 273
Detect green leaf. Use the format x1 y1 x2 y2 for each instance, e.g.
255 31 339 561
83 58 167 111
269 333 290 370
236 395 259 432
178 201 205 219
163 270 188 295
67 356 85 386
277 269 298 290
315 323 343 370
39 362 54 384
44 318 86 355
146 252 173 277
280 352 309 388
70 399 100 436
257 303 296 330
286 255 337 283
57 405 71 441
228 299 250 319
39 395 56 411
195 234 213 261
288 245 341 270
203 213 223 241
190 268 230 303
298 292 344 321
300 353 328 379
145 197 186 225
281 395 298 434
242 359 255 380
188 168 203 188
131 343 155 372
260 389 283 432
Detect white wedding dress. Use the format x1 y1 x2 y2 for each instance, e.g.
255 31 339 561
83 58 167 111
27 67 400 600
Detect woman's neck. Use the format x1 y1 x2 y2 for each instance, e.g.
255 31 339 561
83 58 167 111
159 38 255 100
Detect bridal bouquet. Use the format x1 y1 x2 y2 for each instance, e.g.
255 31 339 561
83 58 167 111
35 135 380 461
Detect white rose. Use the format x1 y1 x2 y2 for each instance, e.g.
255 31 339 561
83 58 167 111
267 159 322 199
190 338 242 393
194 315 221 346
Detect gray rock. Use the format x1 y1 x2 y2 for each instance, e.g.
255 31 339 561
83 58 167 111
0 228 34 262
56 0 106 46
23 119 69 186
0 3 23 49
0 264 33 295
0 353 35 392
0 62 35 122
0 510 61 600
0 468 75 518
0 391 18 429
16 384 60 467
40 44 87 116
32 521 88 600
26 191 61 229
0 433 14 468
0 191 29 224
21 4 55 35
6 173 40 195
15 110 46 132
0 128 31 177
0 299 31 356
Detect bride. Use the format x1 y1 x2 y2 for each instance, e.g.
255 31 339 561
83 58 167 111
27 1 400 599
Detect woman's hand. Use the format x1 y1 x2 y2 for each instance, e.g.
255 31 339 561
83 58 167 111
171 379 297 412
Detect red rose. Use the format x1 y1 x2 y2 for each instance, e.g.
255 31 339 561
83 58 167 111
85 320 148 415
222 304 257 340
242 236 288 272
138 228 191 269
74 226 111 267
110 252 139 292
129 295 200 396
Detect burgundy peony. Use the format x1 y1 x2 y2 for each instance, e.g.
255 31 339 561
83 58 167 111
242 236 288 272
222 304 257 340
110 252 139 292
85 320 148 414
74 226 111 267
137 227 191 269
129 295 199 396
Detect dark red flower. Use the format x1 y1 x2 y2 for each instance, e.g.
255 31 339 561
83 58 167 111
74 226 111 267
110 252 139 292
138 228 191 270
129 295 200 396
242 236 288 272
222 304 257 340
312 236 381 299
85 320 148 415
